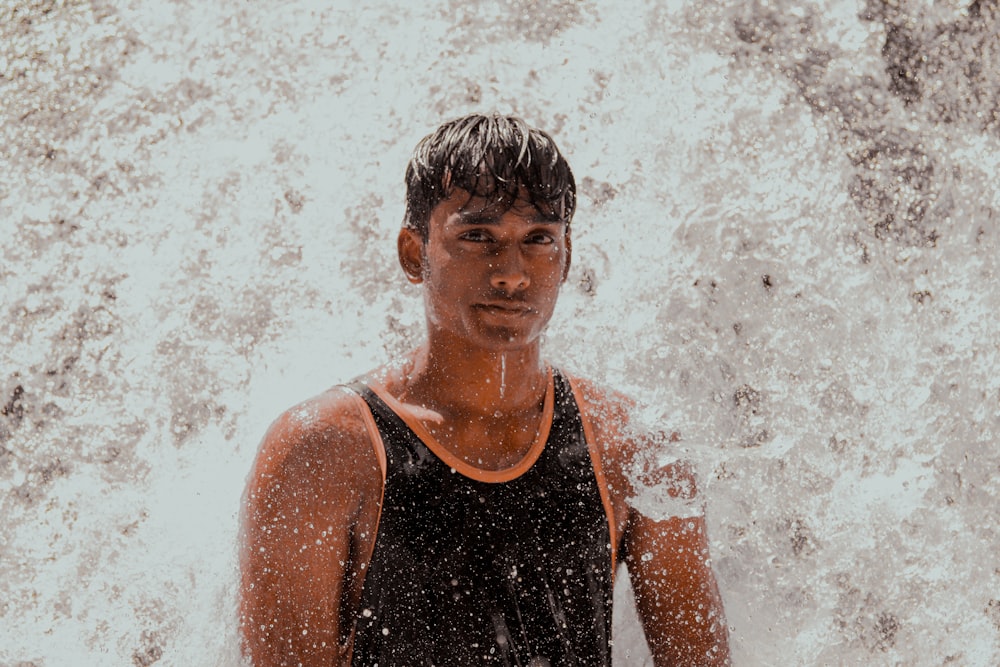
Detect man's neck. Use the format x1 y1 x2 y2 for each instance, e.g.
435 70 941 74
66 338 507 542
400 339 548 418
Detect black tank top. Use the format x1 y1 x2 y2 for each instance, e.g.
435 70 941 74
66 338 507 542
348 369 614 667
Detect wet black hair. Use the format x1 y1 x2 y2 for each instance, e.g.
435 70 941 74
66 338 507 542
402 113 576 239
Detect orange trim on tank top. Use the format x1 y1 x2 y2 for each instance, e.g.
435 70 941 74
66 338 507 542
565 376 619 579
348 389 387 483
342 387 388 664
366 367 555 484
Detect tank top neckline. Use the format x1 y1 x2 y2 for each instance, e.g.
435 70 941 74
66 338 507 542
366 366 556 484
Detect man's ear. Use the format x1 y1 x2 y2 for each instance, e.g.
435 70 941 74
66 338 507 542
398 227 425 284
562 227 573 282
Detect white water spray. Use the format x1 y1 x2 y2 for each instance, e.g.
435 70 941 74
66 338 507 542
3 1 998 665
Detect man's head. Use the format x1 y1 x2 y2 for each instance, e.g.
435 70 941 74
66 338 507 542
402 113 576 240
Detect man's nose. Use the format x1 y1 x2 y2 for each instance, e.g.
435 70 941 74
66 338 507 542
489 245 530 293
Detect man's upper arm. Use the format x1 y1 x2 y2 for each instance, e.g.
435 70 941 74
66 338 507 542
239 388 382 667
623 465 731 666
571 376 730 666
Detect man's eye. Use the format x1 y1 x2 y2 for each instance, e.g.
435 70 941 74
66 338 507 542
460 230 493 242
526 233 555 245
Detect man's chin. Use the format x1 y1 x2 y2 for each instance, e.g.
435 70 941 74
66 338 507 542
470 325 542 351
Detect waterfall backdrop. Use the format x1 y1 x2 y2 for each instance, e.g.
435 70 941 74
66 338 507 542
2 0 999 664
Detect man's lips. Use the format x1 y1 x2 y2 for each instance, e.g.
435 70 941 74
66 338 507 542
473 302 533 315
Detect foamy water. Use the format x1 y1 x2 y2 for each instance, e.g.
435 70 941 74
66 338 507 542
2 0 999 664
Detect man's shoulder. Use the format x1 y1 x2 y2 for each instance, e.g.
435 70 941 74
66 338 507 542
562 371 636 431
562 369 681 459
561 370 695 509
270 384 371 439
253 383 377 479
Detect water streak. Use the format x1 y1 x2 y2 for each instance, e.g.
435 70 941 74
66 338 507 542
499 353 507 401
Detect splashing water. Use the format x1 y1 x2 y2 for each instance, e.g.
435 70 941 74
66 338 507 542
2 0 999 665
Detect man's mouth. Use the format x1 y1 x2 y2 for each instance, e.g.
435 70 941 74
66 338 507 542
474 302 533 315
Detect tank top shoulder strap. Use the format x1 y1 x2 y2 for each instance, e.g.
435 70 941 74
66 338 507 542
343 380 435 474
342 381 389 482
560 372 620 573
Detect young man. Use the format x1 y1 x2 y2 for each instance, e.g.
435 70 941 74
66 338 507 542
240 114 731 666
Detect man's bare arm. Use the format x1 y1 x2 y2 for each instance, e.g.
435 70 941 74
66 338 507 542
568 376 730 666
624 499 731 666
239 389 382 666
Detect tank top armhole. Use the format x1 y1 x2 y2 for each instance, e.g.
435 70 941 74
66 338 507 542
344 387 387 483
340 386 388 664
565 375 619 579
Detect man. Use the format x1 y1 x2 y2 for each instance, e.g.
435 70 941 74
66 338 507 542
240 114 730 666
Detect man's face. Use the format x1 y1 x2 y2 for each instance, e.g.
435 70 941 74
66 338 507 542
401 187 571 352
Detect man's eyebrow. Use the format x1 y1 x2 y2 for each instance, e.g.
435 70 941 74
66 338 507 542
453 210 496 224
453 209 562 225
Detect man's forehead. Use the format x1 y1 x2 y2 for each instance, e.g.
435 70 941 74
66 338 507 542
457 200 554 223
442 188 562 223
